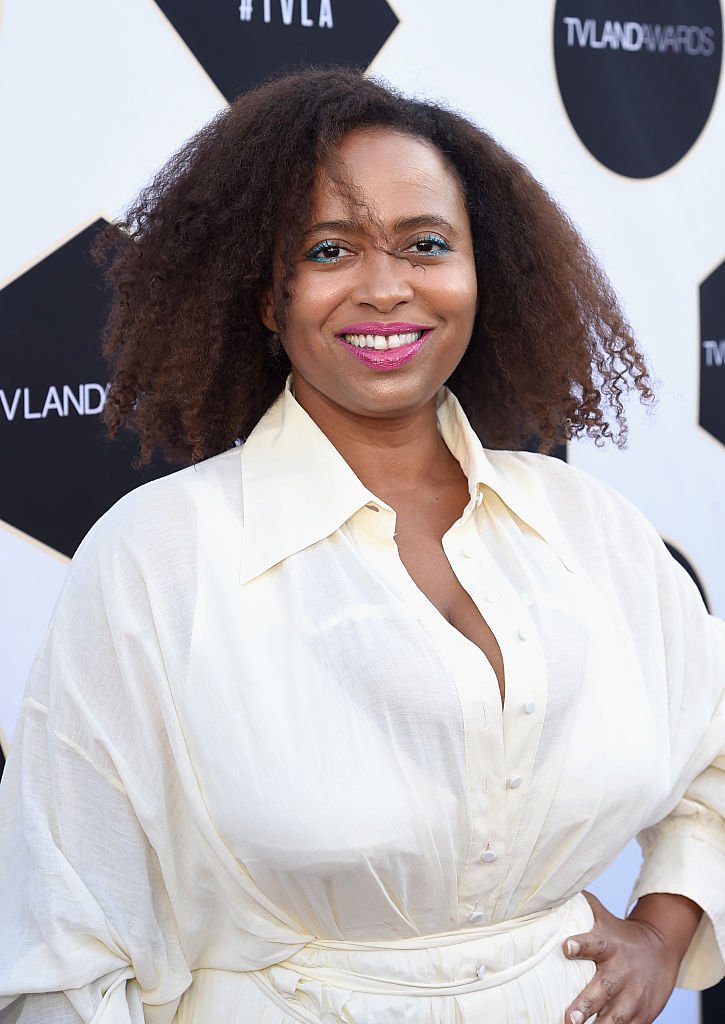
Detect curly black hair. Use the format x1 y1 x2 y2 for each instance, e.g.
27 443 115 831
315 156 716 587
93 67 653 464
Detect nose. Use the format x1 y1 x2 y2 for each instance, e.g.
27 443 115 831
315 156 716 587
351 248 416 312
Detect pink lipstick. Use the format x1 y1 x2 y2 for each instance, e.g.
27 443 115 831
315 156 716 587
335 322 432 371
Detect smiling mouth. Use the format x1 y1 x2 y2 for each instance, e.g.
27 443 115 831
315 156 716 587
339 330 425 350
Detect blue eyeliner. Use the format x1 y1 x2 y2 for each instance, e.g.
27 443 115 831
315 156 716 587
412 233 450 255
306 240 344 263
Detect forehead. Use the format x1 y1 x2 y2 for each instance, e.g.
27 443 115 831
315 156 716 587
311 128 468 226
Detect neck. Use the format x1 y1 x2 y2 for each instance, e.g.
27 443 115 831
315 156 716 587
291 382 460 501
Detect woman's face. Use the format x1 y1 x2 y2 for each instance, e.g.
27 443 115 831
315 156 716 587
265 127 478 425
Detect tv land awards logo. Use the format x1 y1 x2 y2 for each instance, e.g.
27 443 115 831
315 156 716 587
0 221 173 558
561 17 717 55
699 257 725 447
0 382 109 422
153 0 399 102
554 1 723 177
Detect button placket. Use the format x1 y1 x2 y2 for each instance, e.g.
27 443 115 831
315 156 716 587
458 527 548 920
454 652 505 910
488 608 547 919
443 519 515 914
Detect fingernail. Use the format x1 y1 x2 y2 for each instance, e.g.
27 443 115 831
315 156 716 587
566 939 580 957
570 1012 585 1024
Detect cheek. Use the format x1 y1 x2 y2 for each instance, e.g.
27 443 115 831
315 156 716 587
426 253 476 302
290 272 346 322
437 272 478 323
281 279 343 366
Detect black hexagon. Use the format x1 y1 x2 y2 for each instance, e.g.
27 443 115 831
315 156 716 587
0 222 173 558
154 0 399 102
699 257 725 446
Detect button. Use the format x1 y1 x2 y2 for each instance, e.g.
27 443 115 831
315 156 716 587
470 910 484 924
518 628 528 641
481 849 497 863
524 701 536 715
365 502 379 512
510 776 523 789
485 588 500 603
475 963 487 980
474 488 485 509
462 548 473 559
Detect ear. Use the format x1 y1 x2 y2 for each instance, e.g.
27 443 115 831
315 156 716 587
259 289 279 334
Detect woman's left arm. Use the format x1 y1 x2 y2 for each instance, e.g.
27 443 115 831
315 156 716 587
562 890 703 1024
563 525 725 1024
563 689 725 1024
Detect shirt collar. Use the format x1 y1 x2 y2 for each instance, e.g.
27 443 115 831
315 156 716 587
434 389 576 573
239 379 575 583
239 380 378 583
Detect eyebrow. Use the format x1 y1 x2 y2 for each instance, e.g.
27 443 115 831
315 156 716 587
303 214 457 238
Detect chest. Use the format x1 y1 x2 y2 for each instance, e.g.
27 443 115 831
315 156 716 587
393 505 506 702
178 525 661 903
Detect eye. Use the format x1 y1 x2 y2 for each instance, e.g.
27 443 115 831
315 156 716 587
405 233 451 256
305 240 353 264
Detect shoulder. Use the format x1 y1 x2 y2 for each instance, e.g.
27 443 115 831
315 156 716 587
486 452 719 647
72 445 244 584
488 448 652 524
485 448 669 570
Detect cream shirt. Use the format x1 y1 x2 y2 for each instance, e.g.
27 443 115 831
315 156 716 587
0 384 723 1024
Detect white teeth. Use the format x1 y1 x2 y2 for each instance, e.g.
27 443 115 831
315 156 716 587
341 330 424 350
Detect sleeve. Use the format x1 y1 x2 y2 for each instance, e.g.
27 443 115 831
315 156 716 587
0 512 193 1022
627 539 725 991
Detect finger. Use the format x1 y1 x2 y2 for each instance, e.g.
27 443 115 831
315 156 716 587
581 889 606 923
563 928 610 962
564 971 623 1024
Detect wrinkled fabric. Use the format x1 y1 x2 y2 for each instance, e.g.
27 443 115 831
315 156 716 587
0 383 723 1023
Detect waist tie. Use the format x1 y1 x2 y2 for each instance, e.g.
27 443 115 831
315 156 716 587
250 892 594 1016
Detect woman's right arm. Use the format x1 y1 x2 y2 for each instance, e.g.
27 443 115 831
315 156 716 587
0 509 192 1023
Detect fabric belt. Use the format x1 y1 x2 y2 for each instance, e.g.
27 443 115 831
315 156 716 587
248 892 594 1020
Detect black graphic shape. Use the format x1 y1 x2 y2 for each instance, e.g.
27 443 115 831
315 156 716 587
664 541 710 610
554 1 722 178
0 222 173 558
154 0 399 102
699 257 725 447
703 979 725 1024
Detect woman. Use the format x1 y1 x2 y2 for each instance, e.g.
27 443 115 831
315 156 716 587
0 69 723 1024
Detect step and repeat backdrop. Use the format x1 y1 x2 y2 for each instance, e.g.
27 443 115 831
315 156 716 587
1 2 723 1020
